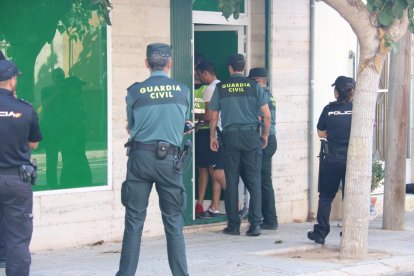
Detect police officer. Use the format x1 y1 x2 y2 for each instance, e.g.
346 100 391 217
307 76 355 245
116 43 190 276
209 54 271 236
248 67 278 230
0 52 42 276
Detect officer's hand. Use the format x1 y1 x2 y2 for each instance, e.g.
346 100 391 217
184 120 194 135
210 137 219 152
261 135 268 149
125 123 131 134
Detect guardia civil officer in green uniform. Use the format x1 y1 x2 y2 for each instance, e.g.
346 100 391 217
116 43 190 276
248 67 278 230
209 54 271 236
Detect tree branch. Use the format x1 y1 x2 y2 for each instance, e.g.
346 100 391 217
386 10 409 43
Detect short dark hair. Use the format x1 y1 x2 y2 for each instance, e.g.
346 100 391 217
227 53 246 72
196 60 216 76
337 87 354 103
229 61 245 72
147 56 169 71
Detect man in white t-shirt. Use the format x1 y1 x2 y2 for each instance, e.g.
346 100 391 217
196 60 225 217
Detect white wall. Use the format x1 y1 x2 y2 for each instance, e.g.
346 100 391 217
312 3 357 218
271 1 311 223
314 3 357 119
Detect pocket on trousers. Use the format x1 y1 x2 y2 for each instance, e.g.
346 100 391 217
121 181 129 206
24 213 34 238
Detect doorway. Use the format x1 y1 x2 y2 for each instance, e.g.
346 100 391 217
188 25 245 225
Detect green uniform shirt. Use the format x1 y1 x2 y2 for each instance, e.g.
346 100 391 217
209 73 268 129
262 87 276 135
126 71 190 147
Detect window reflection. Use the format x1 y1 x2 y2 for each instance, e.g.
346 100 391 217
0 2 108 191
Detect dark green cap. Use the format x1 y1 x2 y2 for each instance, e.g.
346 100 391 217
248 67 268 78
146 43 172 58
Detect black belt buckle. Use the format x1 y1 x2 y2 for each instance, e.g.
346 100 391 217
156 141 171 159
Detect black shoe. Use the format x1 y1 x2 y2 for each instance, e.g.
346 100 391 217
260 222 278 230
307 230 325 245
246 225 261 236
223 226 240 235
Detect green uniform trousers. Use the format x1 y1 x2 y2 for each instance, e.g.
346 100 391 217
116 149 189 276
222 129 263 228
261 134 277 225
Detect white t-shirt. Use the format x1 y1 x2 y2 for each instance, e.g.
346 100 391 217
203 79 222 130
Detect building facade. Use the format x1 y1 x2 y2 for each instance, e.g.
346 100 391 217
1 0 396 251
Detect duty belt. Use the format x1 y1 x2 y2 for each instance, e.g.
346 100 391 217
0 167 20 175
223 125 259 133
130 141 178 155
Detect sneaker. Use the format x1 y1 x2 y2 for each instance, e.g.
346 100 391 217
195 203 204 219
201 208 220 218
239 207 249 220
307 230 325 245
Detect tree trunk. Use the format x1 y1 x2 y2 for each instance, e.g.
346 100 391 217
320 0 409 260
340 67 382 259
383 33 410 230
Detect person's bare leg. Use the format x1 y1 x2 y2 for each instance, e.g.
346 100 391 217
197 167 209 206
210 169 225 212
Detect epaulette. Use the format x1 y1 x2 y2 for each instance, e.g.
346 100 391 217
127 82 140 90
18 98 32 106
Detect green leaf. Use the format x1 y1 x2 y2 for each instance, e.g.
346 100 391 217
392 0 408 18
366 2 375 12
378 8 396 26
409 8 414 18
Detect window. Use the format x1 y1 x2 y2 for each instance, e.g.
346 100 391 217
0 2 108 191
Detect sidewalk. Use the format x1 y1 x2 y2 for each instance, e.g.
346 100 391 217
2 212 414 276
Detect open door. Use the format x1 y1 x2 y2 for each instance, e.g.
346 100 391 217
185 25 245 225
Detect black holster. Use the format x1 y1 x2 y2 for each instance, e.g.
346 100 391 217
19 164 37 185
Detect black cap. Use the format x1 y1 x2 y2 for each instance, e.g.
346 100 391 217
146 43 172 58
0 59 22 81
248 67 268 78
226 53 245 67
331 76 355 92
